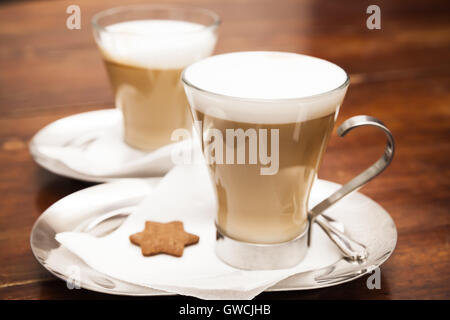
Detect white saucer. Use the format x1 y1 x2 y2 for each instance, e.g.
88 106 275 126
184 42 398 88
30 109 182 182
31 178 397 296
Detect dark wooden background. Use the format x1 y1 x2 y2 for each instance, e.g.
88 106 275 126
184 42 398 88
0 0 449 299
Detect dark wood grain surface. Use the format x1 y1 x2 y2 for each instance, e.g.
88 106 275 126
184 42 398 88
0 0 449 300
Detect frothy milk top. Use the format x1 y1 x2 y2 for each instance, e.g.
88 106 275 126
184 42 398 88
183 52 349 123
98 20 217 69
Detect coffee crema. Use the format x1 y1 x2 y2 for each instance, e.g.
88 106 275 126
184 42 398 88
98 20 217 150
183 52 348 244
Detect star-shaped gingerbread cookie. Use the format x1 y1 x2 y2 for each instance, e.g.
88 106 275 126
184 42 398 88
129 221 199 257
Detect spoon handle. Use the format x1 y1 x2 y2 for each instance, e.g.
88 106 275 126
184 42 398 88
315 215 368 262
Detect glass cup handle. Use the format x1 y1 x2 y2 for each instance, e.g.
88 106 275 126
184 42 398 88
308 115 395 246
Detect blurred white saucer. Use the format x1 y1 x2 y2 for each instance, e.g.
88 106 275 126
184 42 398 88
30 109 189 182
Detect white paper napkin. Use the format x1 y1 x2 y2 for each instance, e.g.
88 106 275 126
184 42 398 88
47 164 342 299
32 124 193 179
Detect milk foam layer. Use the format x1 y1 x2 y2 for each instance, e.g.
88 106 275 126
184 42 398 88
98 20 217 69
183 52 349 124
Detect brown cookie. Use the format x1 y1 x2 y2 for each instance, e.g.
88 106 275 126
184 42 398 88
129 221 199 257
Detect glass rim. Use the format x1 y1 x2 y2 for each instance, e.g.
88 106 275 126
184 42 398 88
182 51 350 104
91 4 221 36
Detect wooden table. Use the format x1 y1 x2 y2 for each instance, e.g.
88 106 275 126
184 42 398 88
0 0 449 300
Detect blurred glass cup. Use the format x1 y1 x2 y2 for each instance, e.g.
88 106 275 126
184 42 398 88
92 5 220 150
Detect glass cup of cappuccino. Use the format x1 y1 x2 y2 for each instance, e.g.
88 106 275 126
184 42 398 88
182 51 394 270
92 5 220 150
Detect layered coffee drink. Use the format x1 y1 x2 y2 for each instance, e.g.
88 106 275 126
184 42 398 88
94 18 218 150
183 52 348 243
193 112 336 243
